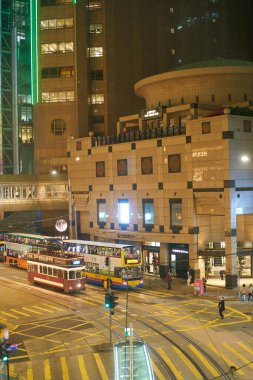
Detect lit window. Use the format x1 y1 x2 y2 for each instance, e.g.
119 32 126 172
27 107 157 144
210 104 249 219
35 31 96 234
86 1 102 10
90 94 104 104
42 91 74 103
170 199 182 229
171 49 176 55
89 24 103 34
88 47 103 57
118 199 130 224
170 7 174 13
143 199 154 226
41 42 74 54
170 28 175 34
97 200 106 224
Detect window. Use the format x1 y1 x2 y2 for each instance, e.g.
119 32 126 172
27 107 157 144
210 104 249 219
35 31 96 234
92 115 104 123
168 154 181 173
89 24 103 34
86 1 102 10
41 42 74 54
117 159 128 176
90 70 103 80
41 0 72 5
88 47 103 57
243 120 252 132
41 66 74 78
42 91 74 102
202 121 211 134
141 157 153 175
171 49 176 55
170 199 182 229
41 18 73 30
118 199 130 224
76 141 81 150
143 199 154 226
170 28 175 34
97 199 106 225
90 94 104 104
51 119 67 135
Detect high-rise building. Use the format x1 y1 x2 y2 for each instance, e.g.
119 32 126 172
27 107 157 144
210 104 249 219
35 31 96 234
1 1 253 175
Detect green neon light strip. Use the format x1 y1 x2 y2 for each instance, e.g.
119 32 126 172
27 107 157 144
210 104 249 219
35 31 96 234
30 1 38 104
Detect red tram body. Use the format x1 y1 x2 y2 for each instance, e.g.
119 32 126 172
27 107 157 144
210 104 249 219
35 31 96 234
27 252 86 294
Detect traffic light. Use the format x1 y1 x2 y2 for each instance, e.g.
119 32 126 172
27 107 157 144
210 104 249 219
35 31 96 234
104 292 112 308
111 291 119 308
105 257 110 266
0 341 9 363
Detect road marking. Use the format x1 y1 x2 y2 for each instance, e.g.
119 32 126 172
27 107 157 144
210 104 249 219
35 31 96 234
1 311 19 319
33 305 54 313
10 308 30 317
151 359 166 380
237 341 253 356
94 353 109 380
78 355 89 379
223 342 253 369
157 348 183 380
44 359 51 380
208 343 245 376
27 362 33 380
189 345 220 377
60 356 69 380
22 307 42 315
43 303 64 311
173 346 202 379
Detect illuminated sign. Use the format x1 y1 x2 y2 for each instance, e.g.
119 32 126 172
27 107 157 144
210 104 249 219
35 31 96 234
141 107 162 119
126 259 139 264
72 260 81 265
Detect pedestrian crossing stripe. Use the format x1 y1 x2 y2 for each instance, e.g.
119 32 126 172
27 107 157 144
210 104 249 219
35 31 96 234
60 356 70 380
10 308 30 317
77 355 89 379
93 353 109 380
223 342 253 370
1 311 19 319
157 347 184 380
189 344 220 377
173 346 202 379
207 343 245 376
151 359 166 380
22 306 42 315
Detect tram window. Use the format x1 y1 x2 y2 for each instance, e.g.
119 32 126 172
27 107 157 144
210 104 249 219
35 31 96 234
34 264 38 273
40 265 43 273
43 266 47 275
48 267 52 276
76 271 81 279
69 271 75 279
53 268 58 277
58 270 63 278
64 271 68 280
114 249 121 257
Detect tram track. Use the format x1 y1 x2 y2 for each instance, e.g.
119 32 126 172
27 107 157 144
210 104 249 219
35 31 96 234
1 276 232 379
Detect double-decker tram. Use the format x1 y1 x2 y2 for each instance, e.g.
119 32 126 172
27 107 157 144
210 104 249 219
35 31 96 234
27 252 86 293
62 240 143 289
4 232 61 269
0 233 6 262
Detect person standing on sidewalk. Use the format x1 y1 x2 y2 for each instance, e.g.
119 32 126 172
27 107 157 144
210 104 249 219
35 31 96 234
218 297 225 319
167 270 172 289
241 284 246 302
247 284 253 301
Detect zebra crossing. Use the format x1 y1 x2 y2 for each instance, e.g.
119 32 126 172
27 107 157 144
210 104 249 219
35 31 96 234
2 339 253 380
0 303 65 321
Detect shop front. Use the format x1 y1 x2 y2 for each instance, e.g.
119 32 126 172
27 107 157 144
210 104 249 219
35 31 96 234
169 243 189 278
142 244 160 275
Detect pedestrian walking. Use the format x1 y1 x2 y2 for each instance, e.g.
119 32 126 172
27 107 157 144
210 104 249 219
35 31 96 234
167 270 172 289
218 297 225 319
202 277 207 293
247 284 253 302
219 270 225 280
187 271 192 286
241 284 246 302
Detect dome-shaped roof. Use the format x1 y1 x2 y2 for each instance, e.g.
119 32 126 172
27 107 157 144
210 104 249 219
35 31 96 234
171 58 253 71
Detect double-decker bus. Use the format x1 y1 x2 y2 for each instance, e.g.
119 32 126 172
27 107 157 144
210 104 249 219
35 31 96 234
27 251 86 293
0 233 6 262
4 232 60 269
62 239 143 289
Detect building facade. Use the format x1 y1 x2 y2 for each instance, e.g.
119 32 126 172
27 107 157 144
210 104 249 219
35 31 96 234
67 60 253 288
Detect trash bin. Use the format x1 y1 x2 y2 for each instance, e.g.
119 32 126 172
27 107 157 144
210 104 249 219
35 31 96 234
194 279 204 295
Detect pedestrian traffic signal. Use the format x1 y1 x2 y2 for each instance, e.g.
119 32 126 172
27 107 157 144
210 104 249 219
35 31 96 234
0 341 9 363
104 292 112 308
105 257 110 266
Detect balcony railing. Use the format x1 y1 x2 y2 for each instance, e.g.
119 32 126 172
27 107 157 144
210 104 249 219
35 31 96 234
92 125 186 147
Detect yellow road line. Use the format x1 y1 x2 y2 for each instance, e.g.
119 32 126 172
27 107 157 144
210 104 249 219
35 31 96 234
151 359 166 380
27 362 34 380
173 346 202 379
22 307 42 315
44 359 51 380
78 355 89 379
157 348 183 380
10 308 30 317
60 356 70 380
208 343 245 376
189 344 220 377
1 311 19 319
94 353 109 380
43 303 64 311
33 306 54 313
237 341 253 356
223 342 253 369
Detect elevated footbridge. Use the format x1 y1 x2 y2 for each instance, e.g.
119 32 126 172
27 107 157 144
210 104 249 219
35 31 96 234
0 174 68 212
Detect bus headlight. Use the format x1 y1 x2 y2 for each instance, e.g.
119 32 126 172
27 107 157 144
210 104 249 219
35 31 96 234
77 283 81 287
123 281 127 286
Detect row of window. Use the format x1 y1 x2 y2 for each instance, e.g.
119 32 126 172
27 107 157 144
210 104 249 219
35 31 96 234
42 91 74 103
41 0 102 7
89 94 104 104
41 42 74 54
88 47 103 57
97 199 182 229
41 67 103 80
93 155 181 177
41 18 73 30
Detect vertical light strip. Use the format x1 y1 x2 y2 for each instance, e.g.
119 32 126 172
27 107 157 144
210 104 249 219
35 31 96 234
30 0 38 104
